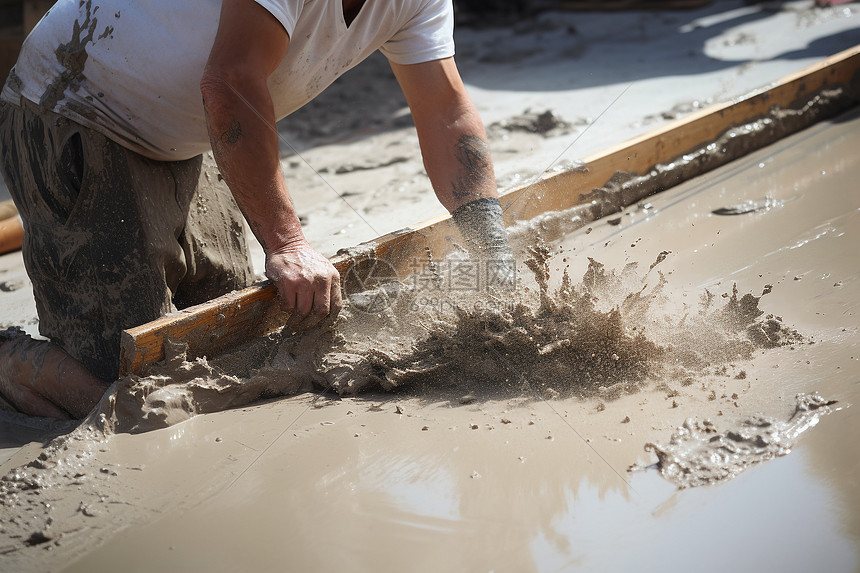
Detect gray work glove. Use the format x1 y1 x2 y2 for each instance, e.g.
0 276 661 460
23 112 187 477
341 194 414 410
451 197 516 290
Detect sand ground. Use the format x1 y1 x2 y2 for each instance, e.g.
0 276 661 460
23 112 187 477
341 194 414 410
1 1 859 571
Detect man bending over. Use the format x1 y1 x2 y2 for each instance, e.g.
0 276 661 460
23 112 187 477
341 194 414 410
0 0 511 418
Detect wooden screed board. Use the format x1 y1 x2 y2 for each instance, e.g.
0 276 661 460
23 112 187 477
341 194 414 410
119 45 860 376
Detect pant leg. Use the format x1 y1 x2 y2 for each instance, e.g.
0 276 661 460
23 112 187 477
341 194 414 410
0 100 253 381
172 151 256 310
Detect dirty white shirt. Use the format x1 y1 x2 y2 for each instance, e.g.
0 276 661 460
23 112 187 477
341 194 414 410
2 0 454 161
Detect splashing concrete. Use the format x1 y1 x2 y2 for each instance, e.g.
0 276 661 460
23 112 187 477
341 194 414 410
638 392 840 489
82 241 805 436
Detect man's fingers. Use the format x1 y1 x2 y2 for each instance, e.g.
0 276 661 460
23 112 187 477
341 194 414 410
283 288 306 330
285 280 320 331
307 276 333 327
296 288 314 319
278 282 298 315
330 277 343 316
293 276 333 331
316 278 343 330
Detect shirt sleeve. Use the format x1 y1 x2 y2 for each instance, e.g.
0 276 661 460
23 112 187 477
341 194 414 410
380 0 455 65
253 0 304 37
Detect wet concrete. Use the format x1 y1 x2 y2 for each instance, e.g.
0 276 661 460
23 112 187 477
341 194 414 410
2 106 859 572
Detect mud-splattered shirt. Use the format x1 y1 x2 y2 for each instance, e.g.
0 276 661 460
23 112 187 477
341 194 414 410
1 0 454 161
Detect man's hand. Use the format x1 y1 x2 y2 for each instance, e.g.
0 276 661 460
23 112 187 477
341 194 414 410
266 240 342 330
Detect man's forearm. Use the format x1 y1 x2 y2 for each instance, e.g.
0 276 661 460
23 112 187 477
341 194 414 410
200 0 340 327
449 132 495 206
417 99 499 213
414 97 513 260
201 72 304 253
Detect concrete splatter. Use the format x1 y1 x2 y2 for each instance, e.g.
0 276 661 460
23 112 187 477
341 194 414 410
639 393 840 489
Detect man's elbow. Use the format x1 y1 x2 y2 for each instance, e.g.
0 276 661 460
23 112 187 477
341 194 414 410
200 66 273 119
200 70 234 117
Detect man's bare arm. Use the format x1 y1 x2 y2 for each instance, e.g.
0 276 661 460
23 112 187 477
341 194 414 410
391 58 513 265
201 0 340 329
390 57 497 212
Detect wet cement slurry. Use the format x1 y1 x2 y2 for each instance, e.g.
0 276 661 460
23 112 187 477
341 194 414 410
3 107 858 572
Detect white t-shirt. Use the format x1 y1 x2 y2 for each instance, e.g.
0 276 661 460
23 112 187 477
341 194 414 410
2 0 454 161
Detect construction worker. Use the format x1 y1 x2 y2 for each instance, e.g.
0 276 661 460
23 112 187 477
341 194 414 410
0 0 512 418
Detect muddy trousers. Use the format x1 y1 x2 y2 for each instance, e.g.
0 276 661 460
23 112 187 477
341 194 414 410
0 99 256 381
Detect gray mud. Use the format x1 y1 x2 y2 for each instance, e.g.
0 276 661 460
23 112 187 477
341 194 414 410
46 83 852 435
639 392 841 489
321 245 802 401
2 88 859 573
90 328 332 434
87 240 804 435
487 109 576 137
